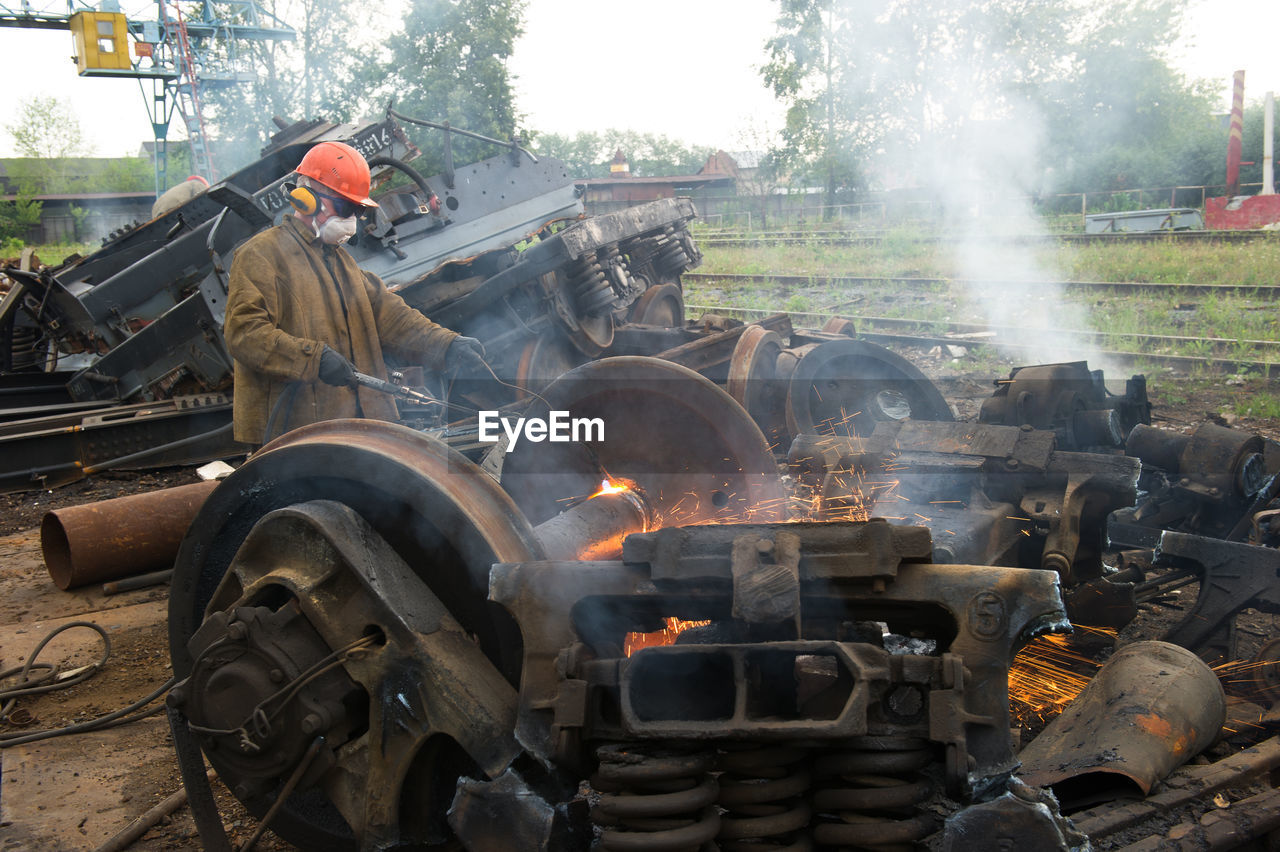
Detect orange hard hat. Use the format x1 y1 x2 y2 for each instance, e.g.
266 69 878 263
295 141 378 208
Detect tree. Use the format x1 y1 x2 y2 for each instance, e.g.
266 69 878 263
203 0 529 180
0 192 42 244
531 129 712 178
761 0 1216 202
200 0 369 176
729 124 787 229
531 130 604 176
761 0 863 208
7 96 94 159
1031 2 1220 194
5 96 98 200
370 0 526 173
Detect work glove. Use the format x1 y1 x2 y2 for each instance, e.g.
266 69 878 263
318 345 357 387
444 336 490 379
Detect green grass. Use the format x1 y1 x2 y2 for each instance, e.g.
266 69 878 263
5 240 96 266
1056 240 1280 286
784 293 813 313
693 227 1280 368
1234 391 1280 419
697 241 951 279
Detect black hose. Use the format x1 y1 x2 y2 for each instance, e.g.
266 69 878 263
0 620 176 749
168 704 234 852
367 155 436 202
81 421 235 476
384 108 537 162
0 621 111 721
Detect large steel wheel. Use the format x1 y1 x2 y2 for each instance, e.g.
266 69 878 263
629 282 685 327
727 325 787 443
785 339 954 438
513 333 587 396
169 419 544 850
500 356 787 527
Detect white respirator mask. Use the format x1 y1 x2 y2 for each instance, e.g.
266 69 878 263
317 214 359 245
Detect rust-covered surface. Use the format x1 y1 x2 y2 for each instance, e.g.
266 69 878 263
6 299 1280 849
40 479 219 589
1018 641 1226 804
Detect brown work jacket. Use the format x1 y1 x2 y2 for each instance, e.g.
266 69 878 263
224 215 458 444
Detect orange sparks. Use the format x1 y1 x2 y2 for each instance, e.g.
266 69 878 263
1008 626 1115 727
624 617 713 657
590 477 630 499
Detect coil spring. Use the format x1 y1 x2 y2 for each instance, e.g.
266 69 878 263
568 251 617 317
6 324 41 371
620 236 656 277
591 744 720 852
653 226 691 277
716 743 813 851
600 245 636 300
811 736 936 851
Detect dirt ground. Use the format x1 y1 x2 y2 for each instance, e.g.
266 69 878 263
0 468 208 539
1 348 1277 850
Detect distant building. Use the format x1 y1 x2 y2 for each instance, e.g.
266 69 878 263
580 149 737 206
700 150 768 183
0 158 154 243
609 148 630 177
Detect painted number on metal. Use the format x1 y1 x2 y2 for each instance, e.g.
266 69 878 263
967 591 1008 641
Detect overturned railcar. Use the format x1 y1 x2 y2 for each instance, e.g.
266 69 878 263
0 114 700 491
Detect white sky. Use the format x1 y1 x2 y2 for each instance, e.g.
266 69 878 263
0 0 1275 160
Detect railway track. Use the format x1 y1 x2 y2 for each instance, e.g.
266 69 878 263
694 229 1278 247
684 272 1280 298
684 302 1280 378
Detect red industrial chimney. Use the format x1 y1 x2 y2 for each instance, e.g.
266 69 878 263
1206 70 1280 229
1225 70 1245 197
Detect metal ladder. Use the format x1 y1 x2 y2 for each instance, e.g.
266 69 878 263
160 0 215 181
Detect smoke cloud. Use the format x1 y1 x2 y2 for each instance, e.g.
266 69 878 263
832 0 1120 373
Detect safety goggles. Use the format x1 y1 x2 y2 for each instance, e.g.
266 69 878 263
317 192 362 218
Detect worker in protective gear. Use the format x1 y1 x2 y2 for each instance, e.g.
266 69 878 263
151 174 209 219
223 140 490 445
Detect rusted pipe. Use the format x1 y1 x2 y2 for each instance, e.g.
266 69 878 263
1018 641 1225 808
91 768 217 852
41 481 219 590
102 568 175 595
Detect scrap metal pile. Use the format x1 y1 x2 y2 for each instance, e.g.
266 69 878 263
5 116 1280 850
162 345 1280 850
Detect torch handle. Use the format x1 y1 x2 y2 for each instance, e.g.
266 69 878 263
351 370 437 406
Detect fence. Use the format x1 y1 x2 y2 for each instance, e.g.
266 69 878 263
586 182 1268 231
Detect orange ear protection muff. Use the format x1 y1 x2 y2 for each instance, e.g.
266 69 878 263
286 182 320 215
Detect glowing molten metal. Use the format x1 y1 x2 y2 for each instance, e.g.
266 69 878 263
532 477 650 562
624 617 712 657
591 478 630 499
